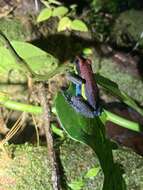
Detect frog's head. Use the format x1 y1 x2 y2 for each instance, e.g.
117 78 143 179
74 55 92 72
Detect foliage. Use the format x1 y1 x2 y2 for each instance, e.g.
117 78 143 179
69 179 84 190
0 36 142 189
68 166 100 189
85 167 100 178
54 55 143 190
37 0 88 32
0 39 73 82
37 8 53 22
0 41 58 75
0 1 143 187
95 74 143 117
55 91 126 190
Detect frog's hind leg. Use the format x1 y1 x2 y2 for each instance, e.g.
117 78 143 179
61 89 95 118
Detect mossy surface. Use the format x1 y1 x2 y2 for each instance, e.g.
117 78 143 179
0 18 31 41
92 57 143 103
0 143 52 190
112 10 143 47
0 139 143 190
113 149 143 190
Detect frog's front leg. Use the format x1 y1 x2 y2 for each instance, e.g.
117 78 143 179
66 73 85 96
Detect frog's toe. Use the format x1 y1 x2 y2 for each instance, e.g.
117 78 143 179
93 106 102 116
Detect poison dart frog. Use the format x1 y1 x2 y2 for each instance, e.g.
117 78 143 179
62 55 101 118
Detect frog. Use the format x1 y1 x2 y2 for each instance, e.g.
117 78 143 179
62 55 101 118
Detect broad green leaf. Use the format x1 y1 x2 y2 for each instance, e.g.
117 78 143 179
85 167 100 179
68 179 84 190
58 17 72 31
37 8 52 22
52 6 68 17
71 19 88 32
55 92 126 189
95 74 143 116
55 92 105 143
0 41 62 81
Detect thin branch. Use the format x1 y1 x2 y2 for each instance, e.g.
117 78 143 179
38 83 61 190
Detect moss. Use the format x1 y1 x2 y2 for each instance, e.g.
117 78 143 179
112 10 143 47
0 143 52 190
0 139 143 190
92 57 143 103
0 18 31 41
113 149 143 190
60 139 103 190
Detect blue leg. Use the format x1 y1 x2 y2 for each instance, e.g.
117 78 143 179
76 84 81 96
66 73 85 96
63 74 102 118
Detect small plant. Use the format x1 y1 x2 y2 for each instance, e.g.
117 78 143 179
69 166 100 190
37 0 88 32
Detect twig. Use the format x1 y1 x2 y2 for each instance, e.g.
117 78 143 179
38 83 61 190
34 0 40 12
32 114 40 146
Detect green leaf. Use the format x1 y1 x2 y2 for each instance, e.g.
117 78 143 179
71 19 88 32
58 17 72 31
85 167 100 179
68 179 84 190
52 6 68 17
51 123 65 138
55 92 96 143
37 8 52 22
95 74 143 116
55 92 126 189
0 41 59 78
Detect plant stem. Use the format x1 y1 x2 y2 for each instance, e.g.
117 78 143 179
0 97 42 114
104 109 142 132
0 92 42 114
0 93 142 133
